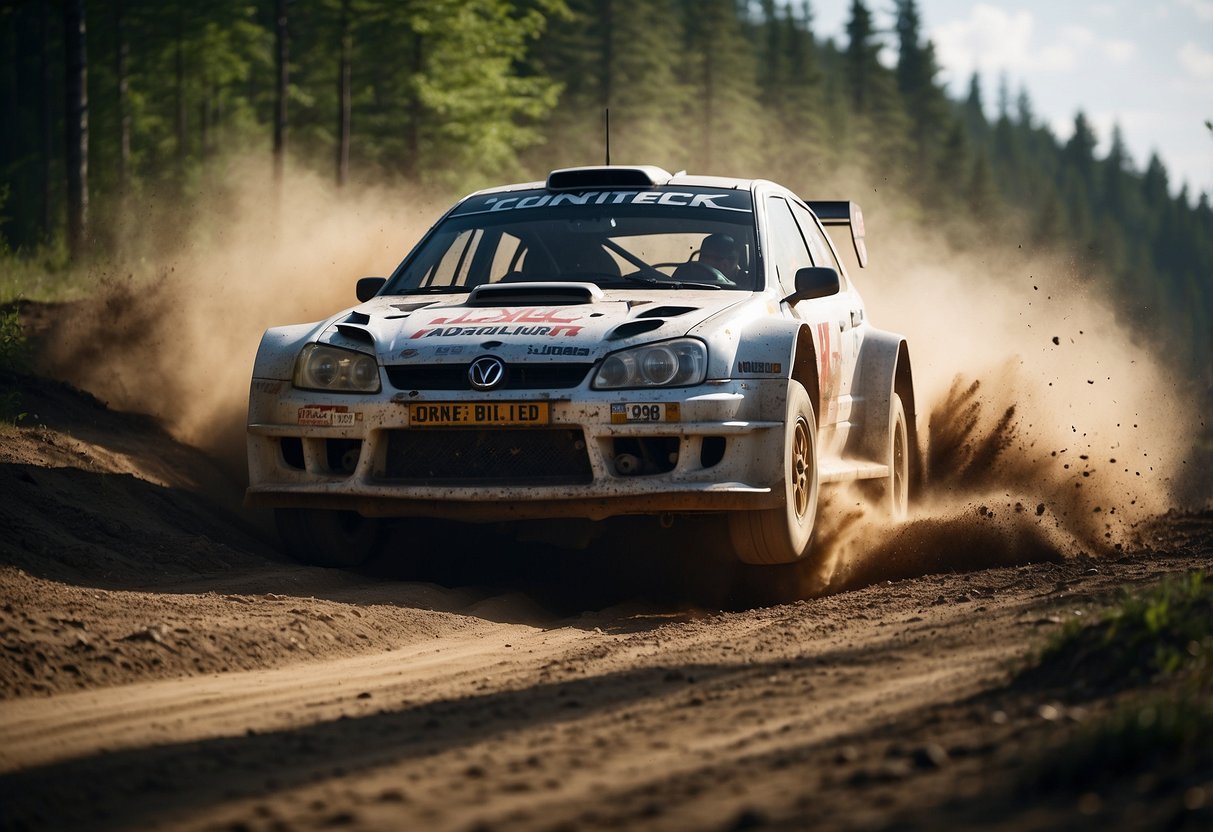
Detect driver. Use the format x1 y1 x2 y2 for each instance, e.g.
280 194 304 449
697 234 742 284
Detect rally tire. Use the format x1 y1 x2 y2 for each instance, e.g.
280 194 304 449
729 380 819 565
886 393 910 519
275 508 381 568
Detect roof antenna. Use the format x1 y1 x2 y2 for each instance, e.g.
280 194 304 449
604 108 611 166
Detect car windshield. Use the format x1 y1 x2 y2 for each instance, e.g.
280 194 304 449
383 186 759 294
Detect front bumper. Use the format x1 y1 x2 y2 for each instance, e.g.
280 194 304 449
246 378 788 522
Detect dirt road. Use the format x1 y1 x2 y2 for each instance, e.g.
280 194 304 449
2 374 1211 831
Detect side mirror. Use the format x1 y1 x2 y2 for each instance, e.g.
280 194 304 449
356 277 387 303
784 266 839 303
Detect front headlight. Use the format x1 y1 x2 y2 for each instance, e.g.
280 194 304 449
293 343 381 393
592 338 707 389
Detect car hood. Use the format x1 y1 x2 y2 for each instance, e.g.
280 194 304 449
318 283 754 365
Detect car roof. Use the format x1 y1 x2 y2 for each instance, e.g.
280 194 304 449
466 167 758 200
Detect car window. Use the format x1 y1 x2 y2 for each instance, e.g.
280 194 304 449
485 230 524 279
385 187 760 293
764 196 814 297
423 228 483 287
790 201 849 291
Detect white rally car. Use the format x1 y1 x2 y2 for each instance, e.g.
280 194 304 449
247 166 917 569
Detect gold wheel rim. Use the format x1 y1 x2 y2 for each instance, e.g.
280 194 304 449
893 423 906 509
791 417 811 518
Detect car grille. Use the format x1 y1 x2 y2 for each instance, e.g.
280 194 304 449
385 363 593 391
379 429 593 485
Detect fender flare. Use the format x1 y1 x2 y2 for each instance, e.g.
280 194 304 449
851 328 919 491
251 323 319 380
726 317 820 420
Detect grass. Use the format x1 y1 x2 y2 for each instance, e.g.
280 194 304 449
1020 571 1213 795
0 245 95 305
0 302 29 424
1038 571 1213 688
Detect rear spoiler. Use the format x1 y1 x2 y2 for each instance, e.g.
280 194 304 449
806 201 868 268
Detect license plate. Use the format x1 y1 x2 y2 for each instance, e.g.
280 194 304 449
408 401 550 427
610 402 681 424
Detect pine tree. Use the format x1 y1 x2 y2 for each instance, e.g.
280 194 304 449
961 72 987 141
894 0 950 187
844 0 877 115
64 0 89 259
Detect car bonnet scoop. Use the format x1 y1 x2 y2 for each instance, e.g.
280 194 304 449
466 282 604 307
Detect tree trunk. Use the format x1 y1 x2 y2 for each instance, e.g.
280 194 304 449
274 0 288 183
175 3 186 182
336 0 350 187
404 31 422 179
199 90 209 161
115 0 129 193
39 2 53 242
63 0 88 260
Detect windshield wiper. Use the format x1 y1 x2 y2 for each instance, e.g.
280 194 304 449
662 280 723 290
604 272 724 290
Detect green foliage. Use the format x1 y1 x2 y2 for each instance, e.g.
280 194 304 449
1040 572 1213 686
0 304 28 423
0 305 26 373
0 0 1209 379
1024 695 1213 793
1021 573 1213 795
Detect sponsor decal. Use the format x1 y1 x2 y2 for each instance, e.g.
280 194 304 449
411 307 586 340
736 361 782 374
298 405 363 427
527 344 591 356
817 322 832 395
398 348 420 359
435 345 466 355
475 191 750 215
413 324 583 339
424 307 582 326
816 321 843 420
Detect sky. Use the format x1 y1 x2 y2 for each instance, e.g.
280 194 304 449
810 0 1213 202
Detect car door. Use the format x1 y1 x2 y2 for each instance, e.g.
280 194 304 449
763 195 852 430
789 199 865 423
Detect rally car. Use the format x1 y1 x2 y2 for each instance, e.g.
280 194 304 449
246 165 917 569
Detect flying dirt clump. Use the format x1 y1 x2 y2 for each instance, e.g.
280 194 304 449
808 211 1198 594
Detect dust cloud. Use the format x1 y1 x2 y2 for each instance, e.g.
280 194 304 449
36 158 1200 596
811 207 1200 593
40 157 445 477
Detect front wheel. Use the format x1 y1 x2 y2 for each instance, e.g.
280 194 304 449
275 508 381 567
728 380 819 564
865 393 909 519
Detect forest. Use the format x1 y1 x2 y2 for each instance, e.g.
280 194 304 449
1 0 1210 382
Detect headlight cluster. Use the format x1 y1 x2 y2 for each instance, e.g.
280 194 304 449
293 343 380 393
592 338 706 389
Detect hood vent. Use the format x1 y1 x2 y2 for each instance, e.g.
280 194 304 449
605 319 664 341
467 282 603 307
637 305 697 319
335 323 374 346
390 300 438 313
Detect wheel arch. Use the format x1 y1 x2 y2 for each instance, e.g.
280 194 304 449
723 317 819 421
252 323 321 380
852 328 919 488
790 325 821 420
